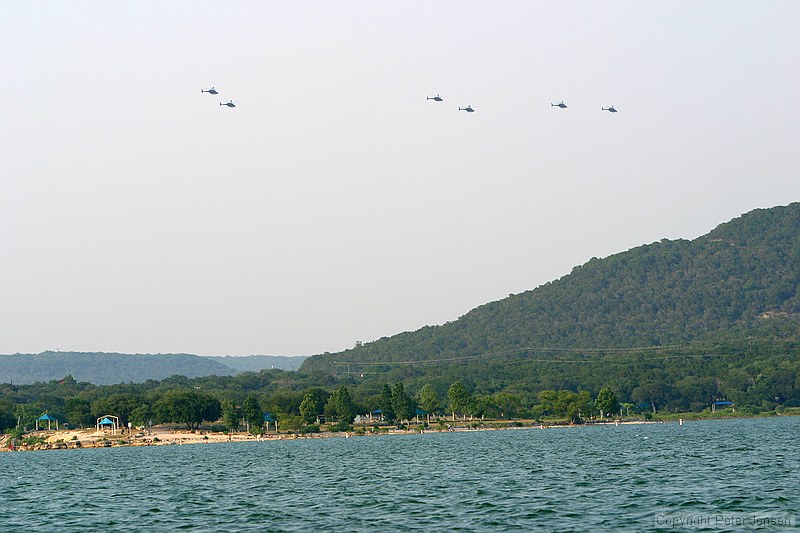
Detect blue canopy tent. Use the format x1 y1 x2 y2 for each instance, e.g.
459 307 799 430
96 415 120 434
36 413 59 431
263 413 277 432
712 401 734 413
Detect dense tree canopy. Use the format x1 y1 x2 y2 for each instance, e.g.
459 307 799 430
242 395 262 434
391 383 415 422
448 381 473 418
325 386 356 424
596 387 620 418
379 383 395 422
416 384 441 415
222 400 240 432
154 390 221 431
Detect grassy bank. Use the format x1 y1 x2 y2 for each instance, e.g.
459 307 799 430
651 406 800 422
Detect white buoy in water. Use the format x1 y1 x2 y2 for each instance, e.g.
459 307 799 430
679 419 683 426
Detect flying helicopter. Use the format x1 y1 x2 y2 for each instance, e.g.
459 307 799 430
602 105 618 113
220 100 236 108
427 94 443 101
551 101 568 109
202 87 219 95
458 105 475 113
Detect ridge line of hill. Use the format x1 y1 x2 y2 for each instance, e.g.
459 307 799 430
300 202 800 373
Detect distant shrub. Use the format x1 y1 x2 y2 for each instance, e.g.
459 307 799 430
331 421 352 432
737 404 761 415
22 435 47 446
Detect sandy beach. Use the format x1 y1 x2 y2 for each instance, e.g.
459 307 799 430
1 418 662 452
0 426 280 451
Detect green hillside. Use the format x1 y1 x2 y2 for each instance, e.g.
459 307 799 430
0 352 308 386
0 352 236 385
299 204 800 407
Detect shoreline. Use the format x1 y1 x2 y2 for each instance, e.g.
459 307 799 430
3 412 797 453
0 420 648 452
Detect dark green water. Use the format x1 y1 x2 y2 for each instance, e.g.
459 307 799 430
2 417 797 532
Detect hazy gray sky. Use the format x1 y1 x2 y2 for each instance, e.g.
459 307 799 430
2 1 798 356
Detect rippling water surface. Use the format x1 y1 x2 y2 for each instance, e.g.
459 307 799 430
2 417 798 532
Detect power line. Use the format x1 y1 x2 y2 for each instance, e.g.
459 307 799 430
499 352 737 366
331 343 724 369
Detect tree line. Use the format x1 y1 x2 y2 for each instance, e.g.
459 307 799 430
3 337 799 438
6 359 770 438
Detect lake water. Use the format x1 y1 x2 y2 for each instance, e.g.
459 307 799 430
1 417 797 532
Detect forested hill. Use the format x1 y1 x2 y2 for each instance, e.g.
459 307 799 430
0 352 307 385
301 203 800 372
206 355 307 372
